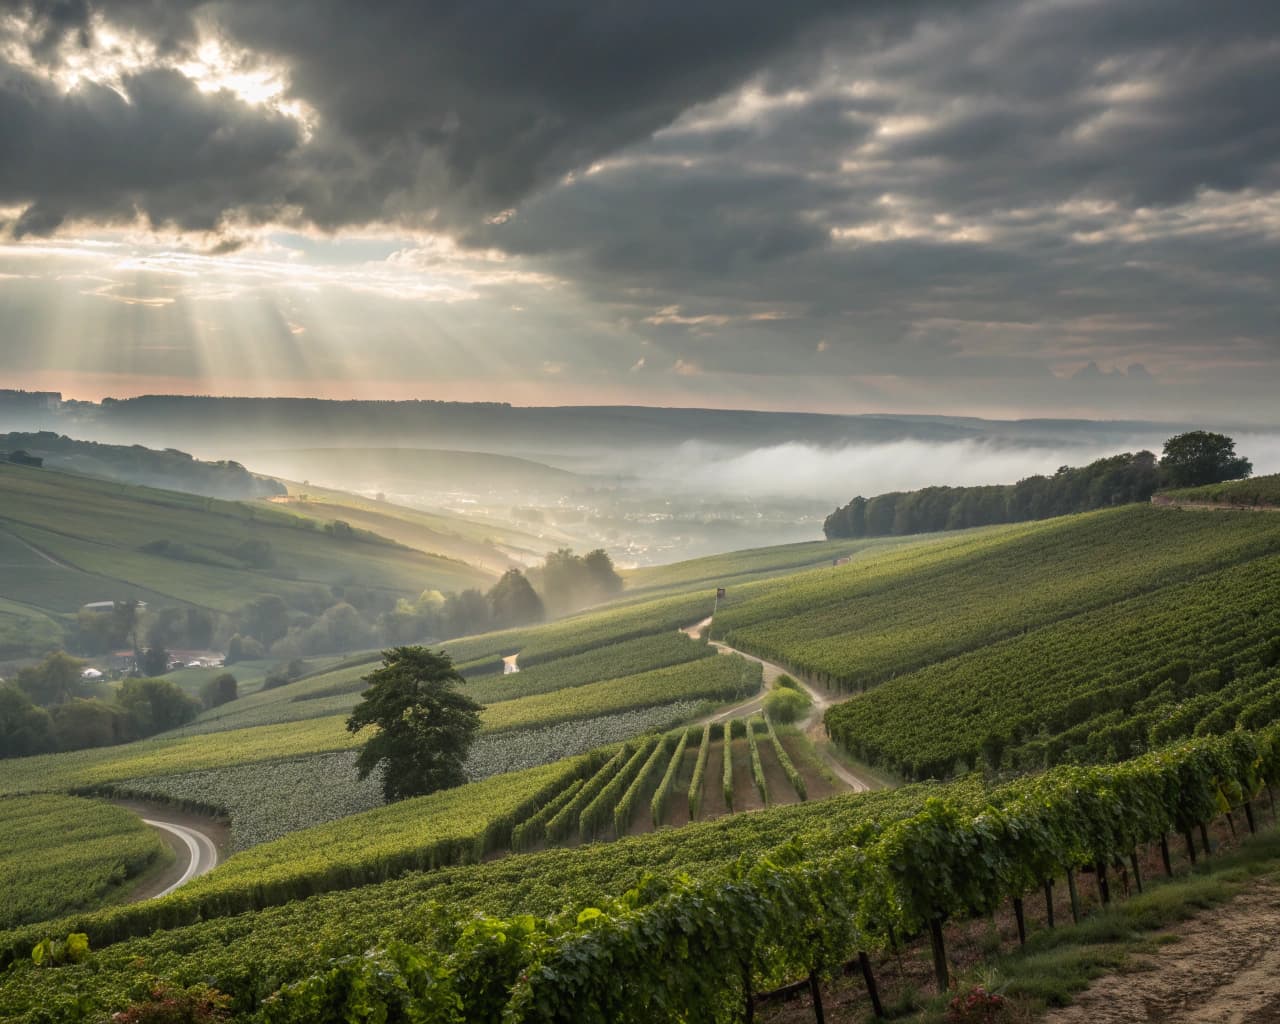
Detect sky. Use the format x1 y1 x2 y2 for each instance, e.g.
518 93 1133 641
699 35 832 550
0 0 1277 421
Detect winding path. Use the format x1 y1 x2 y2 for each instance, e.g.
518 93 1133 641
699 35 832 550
143 818 221 898
683 617 881 792
110 800 226 902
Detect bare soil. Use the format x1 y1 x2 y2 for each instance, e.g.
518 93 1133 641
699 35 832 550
731 737 767 813
700 736 731 821
1044 882 1280 1024
757 735 803 807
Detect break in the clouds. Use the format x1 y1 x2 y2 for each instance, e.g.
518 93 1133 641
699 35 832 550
0 0 1277 419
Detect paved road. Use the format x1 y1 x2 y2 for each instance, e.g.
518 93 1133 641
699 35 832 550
140 818 221 898
683 617 880 793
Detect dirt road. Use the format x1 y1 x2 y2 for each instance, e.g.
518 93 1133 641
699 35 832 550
683 617 879 792
110 800 227 901
1044 881 1280 1024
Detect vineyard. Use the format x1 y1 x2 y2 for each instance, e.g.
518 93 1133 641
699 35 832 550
6 728 1277 1023
713 505 1280 689
1156 472 1280 508
6 502 1280 1022
0 795 168 930
827 550 1280 779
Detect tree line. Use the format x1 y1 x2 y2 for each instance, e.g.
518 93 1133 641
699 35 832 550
824 431 1251 539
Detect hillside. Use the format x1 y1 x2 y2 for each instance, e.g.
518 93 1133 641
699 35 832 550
0 462 496 656
2 503 1279 1022
1154 472 1280 509
240 447 583 498
265 482 577 573
0 432 284 500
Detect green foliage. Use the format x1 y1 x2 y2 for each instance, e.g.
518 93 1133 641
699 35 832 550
613 735 673 836
688 723 711 820
763 686 810 724
763 717 806 800
0 796 165 929
826 552 1280 779
746 718 768 804
1160 431 1251 488
0 684 55 757
117 677 201 735
30 933 89 967
486 569 544 630
50 698 130 750
347 647 483 802
1158 472 1280 508
480 654 760 735
716 506 1280 691
579 740 658 841
722 721 735 812
14 651 88 707
650 729 690 827
545 747 628 844
199 673 238 710
824 450 1161 538
512 779 585 853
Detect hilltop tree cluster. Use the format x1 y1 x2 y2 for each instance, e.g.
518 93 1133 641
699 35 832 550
825 432 1252 539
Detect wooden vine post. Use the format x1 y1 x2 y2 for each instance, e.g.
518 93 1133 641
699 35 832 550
1198 822 1212 857
928 918 949 993
1095 861 1111 906
1184 830 1198 866
807 970 825 1024
1129 851 1143 894
1244 801 1256 835
741 961 754 1023
857 951 885 1019
1160 835 1174 877
1012 897 1027 946
1042 879 1055 928
1065 868 1081 924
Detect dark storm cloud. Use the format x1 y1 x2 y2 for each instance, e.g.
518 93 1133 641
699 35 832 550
0 0 1278 412
0 0 942 233
0 62 301 234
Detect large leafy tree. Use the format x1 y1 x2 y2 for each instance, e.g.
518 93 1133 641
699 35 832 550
486 569 544 629
346 647 483 802
1160 431 1252 488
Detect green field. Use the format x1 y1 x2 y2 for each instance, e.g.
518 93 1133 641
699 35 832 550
0 795 168 930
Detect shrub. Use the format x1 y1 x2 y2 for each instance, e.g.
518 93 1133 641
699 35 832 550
763 687 811 724
200 673 238 709
110 983 231 1024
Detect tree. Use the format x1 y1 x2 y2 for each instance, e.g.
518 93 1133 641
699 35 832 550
486 569 544 629
15 651 87 706
140 645 169 677
118 677 201 735
0 684 56 758
240 595 290 647
200 672 238 709
346 647 483 802
51 698 128 750
1160 431 1252 488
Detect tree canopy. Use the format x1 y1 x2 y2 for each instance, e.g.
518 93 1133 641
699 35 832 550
1160 431 1252 488
346 646 483 802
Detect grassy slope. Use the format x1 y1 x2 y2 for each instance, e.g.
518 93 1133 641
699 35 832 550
0 462 494 616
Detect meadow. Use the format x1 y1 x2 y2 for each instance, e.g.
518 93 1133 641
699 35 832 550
1156 472 1280 507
